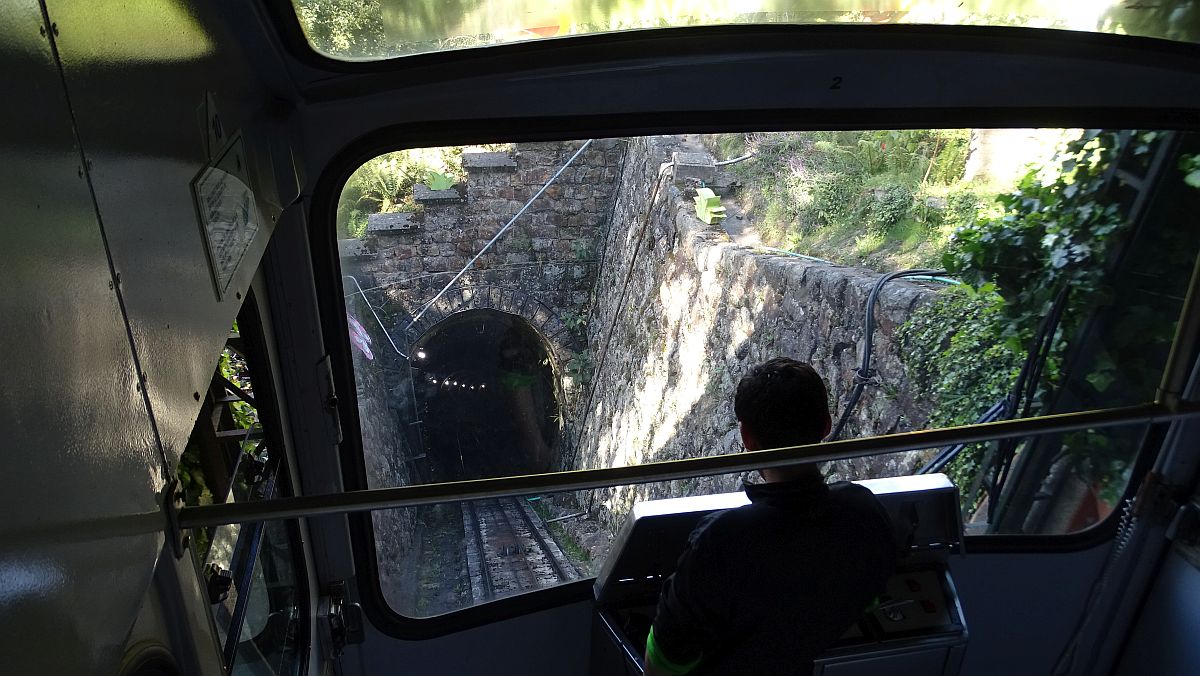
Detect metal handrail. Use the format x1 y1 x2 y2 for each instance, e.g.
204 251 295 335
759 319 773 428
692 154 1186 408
177 400 1200 528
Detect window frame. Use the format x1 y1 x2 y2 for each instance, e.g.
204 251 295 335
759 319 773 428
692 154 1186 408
187 292 313 671
305 59 1200 640
259 0 1200 76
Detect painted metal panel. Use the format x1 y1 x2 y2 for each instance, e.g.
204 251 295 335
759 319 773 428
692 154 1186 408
350 600 593 675
44 0 288 470
0 2 165 672
1116 549 1200 676
949 546 1109 676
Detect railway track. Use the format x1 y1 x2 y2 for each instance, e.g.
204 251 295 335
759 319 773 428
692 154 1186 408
463 497 580 603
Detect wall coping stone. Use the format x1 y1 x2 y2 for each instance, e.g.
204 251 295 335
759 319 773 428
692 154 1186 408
672 151 716 184
462 152 518 172
367 212 420 234
414 183 464 204
338 238 376 259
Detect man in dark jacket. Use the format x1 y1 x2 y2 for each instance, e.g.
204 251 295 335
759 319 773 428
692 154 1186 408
644 358 896 675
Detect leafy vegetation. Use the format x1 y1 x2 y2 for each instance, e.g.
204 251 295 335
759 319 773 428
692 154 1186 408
561 309 587 337
942 130 1136 352
293 0 1200 61
338 147 466 238
706 129 987 270
565 350 594 384
901 130 1198 521
899 286 1022 509
293 0 386 58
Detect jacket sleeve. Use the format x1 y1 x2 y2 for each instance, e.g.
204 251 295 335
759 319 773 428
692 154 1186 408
649 514 732 670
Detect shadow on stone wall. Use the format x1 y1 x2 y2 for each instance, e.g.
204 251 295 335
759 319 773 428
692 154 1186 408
572 136 943 532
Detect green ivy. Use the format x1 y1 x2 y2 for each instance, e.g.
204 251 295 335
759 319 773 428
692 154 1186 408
898 286 1022 505
942 130 1134 350
805 171 860 226
1182 154 1200 188
862 184 914 231
561 310 587 337
565 351 594 385
905 130 1157 514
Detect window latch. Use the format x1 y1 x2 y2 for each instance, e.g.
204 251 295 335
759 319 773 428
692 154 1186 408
1166 499 1200 546
316 354 343 445
318 581 364 659
204 563 234 604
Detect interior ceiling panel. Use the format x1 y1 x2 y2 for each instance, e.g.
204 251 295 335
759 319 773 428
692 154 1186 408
45 0 287 469
290 30 1200 189
0 1 165 672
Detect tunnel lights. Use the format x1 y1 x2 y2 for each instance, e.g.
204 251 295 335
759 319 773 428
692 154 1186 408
415 349 427 360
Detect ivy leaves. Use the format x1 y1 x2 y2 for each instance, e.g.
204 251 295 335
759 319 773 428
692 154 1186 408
1182 154 1200 189
942 131 1132 349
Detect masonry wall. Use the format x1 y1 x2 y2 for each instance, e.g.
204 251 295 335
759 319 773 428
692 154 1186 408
342 139 623 353
574 137 938 530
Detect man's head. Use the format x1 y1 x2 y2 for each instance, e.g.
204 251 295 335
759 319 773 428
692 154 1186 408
734 358 831 478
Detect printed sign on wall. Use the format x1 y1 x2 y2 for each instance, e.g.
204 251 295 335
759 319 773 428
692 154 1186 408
193 137 260 298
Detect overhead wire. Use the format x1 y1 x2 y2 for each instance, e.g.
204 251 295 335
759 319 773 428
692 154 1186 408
572 156 677 469
343 273 407 358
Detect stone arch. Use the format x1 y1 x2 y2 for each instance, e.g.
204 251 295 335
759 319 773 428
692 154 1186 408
399 284 574 366
407 307 563 481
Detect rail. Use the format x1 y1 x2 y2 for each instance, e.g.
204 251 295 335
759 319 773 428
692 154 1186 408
463 497 573 602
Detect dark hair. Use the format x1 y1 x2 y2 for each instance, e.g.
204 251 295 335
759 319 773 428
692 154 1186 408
734 358 830 449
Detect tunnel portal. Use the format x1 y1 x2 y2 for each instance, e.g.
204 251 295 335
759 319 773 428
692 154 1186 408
411 309 561 482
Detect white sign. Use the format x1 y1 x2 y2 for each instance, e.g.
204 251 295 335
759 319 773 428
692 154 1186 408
194 150 259 296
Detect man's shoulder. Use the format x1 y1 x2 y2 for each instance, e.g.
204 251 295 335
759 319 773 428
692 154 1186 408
829 480 884 507
685 505 760 547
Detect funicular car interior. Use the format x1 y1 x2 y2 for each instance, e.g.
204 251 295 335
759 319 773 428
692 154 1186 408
4 1 1200 675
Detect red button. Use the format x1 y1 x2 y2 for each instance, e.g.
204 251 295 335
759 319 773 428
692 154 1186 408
905 578 922 592
920 600 937 614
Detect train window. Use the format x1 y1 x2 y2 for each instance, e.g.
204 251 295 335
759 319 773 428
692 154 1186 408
182 293 308 673
230 520 307 676
289 1 1200 61
335 129 1200 617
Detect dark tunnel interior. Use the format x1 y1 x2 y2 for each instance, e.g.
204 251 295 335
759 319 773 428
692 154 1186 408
411 309 561 482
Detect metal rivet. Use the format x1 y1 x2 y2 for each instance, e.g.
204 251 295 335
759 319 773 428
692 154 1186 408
51 23 58 37
193 391 201 401
39 25 46 37
235 291 242 300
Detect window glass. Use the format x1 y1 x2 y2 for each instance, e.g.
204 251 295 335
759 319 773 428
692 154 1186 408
181 298 308 670
231 520 306 676
291 0 1200 61
338 130 1200 615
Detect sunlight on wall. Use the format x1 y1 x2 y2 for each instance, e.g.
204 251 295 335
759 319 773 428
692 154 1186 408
595 233 747 515
51 1 214 64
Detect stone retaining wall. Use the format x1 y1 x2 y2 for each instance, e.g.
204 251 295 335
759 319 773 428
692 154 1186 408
343 139 623 352
573 137 938 531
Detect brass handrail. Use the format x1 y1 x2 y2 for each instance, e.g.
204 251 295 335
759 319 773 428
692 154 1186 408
178 401 1200 528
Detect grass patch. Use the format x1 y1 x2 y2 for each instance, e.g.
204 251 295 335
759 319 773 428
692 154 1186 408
853 232 886 258
704 130 1019 271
